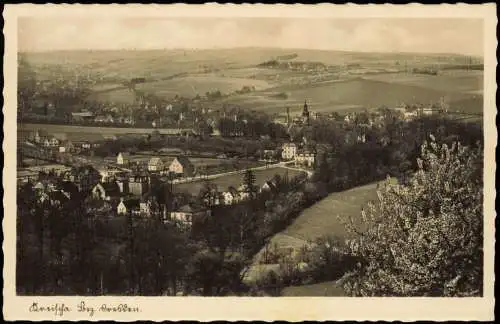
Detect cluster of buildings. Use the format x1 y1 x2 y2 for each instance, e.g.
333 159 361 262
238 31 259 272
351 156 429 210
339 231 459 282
392 105 443 120
18 162 212 228
116 153 196 178
25 130 102 153
281 142 317 167
72 111 136 125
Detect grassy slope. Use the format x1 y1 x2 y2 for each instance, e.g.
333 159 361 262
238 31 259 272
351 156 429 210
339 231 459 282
260 182 380 253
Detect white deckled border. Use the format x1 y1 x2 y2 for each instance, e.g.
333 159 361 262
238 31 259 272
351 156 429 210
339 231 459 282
2 3 496 321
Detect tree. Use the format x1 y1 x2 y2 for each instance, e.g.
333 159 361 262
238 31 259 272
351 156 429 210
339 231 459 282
341 136 483 296
242 169 258 199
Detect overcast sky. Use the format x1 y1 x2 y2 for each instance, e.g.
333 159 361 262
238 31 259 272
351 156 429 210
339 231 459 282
18 17 484 56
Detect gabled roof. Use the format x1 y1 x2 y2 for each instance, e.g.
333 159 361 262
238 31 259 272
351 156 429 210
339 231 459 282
148 157 163 165
118 152 130 158
121 198 140 210
100 181 121 197
262 180 277 191
227 186 239 196
176 203 205 213
173 156 194 169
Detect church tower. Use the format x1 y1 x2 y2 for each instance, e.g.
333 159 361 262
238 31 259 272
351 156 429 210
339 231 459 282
302 100 310 125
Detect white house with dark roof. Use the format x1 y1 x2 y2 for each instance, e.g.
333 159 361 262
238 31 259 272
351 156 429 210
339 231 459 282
170 204 210 226
117 152 130 165
117 198 141 215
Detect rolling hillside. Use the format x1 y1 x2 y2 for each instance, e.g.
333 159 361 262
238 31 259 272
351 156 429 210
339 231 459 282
20 48 484 114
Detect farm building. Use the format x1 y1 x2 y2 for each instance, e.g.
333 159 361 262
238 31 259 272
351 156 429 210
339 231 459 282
168 156 195 177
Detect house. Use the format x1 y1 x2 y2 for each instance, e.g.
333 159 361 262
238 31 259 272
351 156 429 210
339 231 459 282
138 193 161 217
73 141 92 150
263 149 277 161
58 140 75 153
117 152 130 165
237 183 258 201
95 115 115 123
222 187 239 205
31 129 49 144
281 143 297 160
43 137 60 147
420 107 439 116
261 180 277 193
139 201 152 216
17 170 39 184
71 111 95 122
123 116 135 125
117 198 141 215
148 157 164 172
403 110 418 120
116 176 129 194
344 130 367 145
170 204 210 226
66 165 102 193
128 173 150 196
92 181 121 201
168 156 195 177
103 135 118 141
295 150 317 167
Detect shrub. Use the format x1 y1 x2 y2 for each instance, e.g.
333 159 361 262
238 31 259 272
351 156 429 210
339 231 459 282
341 136 483 296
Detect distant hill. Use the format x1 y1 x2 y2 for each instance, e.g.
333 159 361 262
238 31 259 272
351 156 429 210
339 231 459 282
275 53 298 61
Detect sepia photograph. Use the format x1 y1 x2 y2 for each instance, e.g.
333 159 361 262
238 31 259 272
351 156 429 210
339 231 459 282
3 3 496 321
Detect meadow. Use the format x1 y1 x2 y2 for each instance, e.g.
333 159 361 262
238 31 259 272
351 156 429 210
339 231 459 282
18 123 191 139
252 182 380 265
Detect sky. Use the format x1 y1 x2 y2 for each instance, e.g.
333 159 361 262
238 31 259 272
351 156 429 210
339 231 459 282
18 17 484 56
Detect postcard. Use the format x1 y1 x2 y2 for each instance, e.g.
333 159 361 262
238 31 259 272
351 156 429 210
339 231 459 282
3 3 496 321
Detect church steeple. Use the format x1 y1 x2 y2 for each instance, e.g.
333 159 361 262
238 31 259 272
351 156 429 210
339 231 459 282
302 100 310 125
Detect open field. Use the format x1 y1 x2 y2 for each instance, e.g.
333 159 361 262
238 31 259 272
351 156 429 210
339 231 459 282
217 74 482 115
134 75 272 99
174 167 304 195
87 87 137 104
361 70 483 94
22 48 483 115
18 123 191 138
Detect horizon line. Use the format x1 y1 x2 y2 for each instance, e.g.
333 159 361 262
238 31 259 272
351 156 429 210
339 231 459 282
18 46 483 58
